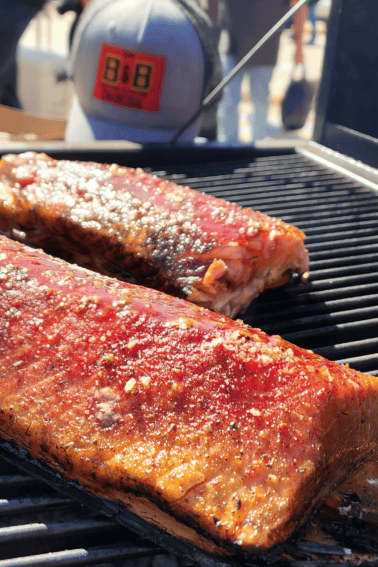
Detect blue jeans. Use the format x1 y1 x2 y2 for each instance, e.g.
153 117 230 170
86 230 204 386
217 54 275 144
0 0 40 107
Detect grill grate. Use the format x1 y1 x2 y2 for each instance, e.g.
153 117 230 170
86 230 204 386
0 459 164 567
1 150 378 566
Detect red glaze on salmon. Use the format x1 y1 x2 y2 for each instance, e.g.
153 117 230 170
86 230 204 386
0 152 309 318
0 235 376 559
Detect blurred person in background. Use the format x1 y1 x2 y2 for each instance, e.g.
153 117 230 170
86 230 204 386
291 0 308 65
216 0 288 144
307 2 317 45
285 1 317 50
215 0 309 144
0 0 47 108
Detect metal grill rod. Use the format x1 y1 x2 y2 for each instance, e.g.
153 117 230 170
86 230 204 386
260 305 378 335
307 243 378 262
308 262 378 280
283 321 378 348
0 518 120 545
292 272 378 292
322 353 378 374
0 543 163 567
282 205 378 225
304 219 378 237
0 496 74 517
309 252 378 270
237 192 375 216
249 294 378 326
0 474 39 489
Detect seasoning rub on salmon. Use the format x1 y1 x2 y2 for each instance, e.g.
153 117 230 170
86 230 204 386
0 151 309 318
0 235 377 561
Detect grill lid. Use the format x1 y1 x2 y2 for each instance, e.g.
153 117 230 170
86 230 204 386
313 0 378 168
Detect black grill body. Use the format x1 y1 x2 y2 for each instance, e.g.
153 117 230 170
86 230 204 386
1 0 378 564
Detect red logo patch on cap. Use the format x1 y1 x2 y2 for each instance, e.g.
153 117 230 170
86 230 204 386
93 43 166 112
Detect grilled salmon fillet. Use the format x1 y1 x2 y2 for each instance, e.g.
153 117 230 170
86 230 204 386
0 151 309 318
0 234 377 562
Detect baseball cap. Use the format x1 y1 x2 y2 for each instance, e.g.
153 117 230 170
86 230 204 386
65 0 222 143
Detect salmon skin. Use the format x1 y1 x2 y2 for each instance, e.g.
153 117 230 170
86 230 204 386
0 151 309 318
0 234 377 564
324 460 378 527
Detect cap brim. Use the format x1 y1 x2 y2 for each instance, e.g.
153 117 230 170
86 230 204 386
65 97 200 144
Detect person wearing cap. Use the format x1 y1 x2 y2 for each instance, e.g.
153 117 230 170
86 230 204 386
65 0 222 143
216 0 288 144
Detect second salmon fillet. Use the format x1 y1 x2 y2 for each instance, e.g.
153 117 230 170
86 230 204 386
0 151 309 318
0 235 377 564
